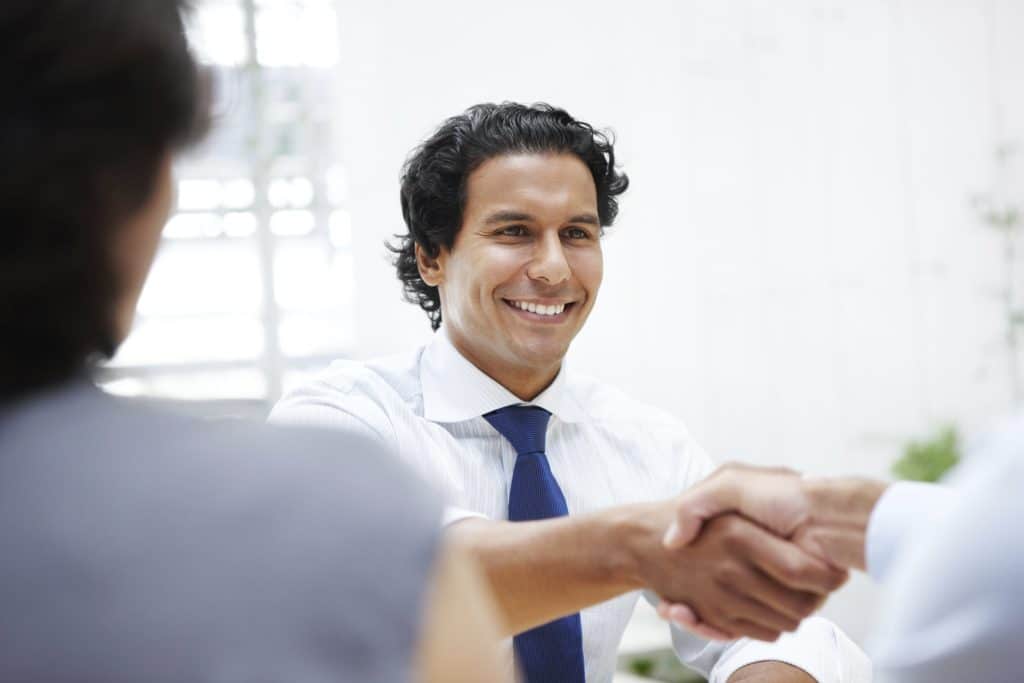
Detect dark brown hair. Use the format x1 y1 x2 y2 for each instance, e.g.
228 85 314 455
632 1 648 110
0 0 209 399
390 102 629 330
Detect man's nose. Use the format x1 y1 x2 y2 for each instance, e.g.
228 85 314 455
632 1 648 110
527 231 570 285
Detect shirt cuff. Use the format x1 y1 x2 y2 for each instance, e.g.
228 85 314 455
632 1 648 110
705 617 869 683
866 481 954 581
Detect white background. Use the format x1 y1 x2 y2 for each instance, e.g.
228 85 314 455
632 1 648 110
325 0 1024 646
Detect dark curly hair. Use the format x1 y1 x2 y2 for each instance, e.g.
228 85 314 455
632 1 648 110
0 0 209 401
390 102 629 330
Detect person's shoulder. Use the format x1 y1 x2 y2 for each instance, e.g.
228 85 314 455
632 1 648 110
269 348 427 441
280 348 424 410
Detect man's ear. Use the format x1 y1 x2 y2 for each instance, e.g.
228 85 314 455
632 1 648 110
416 243 445 287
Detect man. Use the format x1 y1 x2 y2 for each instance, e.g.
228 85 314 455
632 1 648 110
0 2 503 681
660 425 1020 683
271 103 868 682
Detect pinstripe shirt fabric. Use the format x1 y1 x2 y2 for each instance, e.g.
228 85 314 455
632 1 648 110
270 329 870 683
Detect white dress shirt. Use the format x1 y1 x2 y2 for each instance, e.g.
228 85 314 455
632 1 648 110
866 418 1024 683
270 329 869 683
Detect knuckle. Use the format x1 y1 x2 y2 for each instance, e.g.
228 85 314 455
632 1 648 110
713 513 748 539
715 563 746 590
773 560 799 585
779 557 811 584
721 528 750 555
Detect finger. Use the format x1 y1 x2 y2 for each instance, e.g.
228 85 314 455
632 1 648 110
688 620 736 642
742 528 848 595
668 568 798 639
657 602 736 641
717 591 801 635
796 524 867 571
727 618 783 643
734 565 824 622
656 601 670 618
656 600 692 624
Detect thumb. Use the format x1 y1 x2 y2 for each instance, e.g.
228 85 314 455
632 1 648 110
662 483 734 549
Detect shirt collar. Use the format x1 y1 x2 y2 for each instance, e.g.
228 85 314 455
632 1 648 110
420 327 586 424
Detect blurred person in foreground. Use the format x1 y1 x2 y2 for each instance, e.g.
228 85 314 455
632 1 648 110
660 435 1021 682
272 102 869 682
0 2 504 681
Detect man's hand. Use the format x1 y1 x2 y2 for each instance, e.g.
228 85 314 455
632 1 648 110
620 501 847 642
656 463 887 639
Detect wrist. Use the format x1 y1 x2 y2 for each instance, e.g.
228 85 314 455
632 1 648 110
803 477 888 526
801 477 889 570
603 502 666 591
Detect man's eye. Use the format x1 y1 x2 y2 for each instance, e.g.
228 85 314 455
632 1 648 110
566 228 590 239
498 225 528 237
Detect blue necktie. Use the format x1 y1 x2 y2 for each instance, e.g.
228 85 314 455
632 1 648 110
484 405 586 683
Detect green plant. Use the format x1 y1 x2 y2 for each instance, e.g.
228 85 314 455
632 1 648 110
892 426 961 482
629 657 655 677
621 649 706 682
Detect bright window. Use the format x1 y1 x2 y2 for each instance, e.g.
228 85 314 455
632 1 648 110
100 0 352 408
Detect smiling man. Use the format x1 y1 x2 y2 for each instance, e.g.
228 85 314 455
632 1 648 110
419 151 601 401
271 103 868 682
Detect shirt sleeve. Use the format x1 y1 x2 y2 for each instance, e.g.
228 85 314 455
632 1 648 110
271 375 486 531
865 481 955 581
639 592 869 682
870 448 1024 682
269 378 396 446
663 615 871 683
661 425 870 682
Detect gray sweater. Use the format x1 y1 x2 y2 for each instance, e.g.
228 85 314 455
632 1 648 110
0 379 440 682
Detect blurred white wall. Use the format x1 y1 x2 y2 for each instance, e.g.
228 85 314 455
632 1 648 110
332 0 1024 644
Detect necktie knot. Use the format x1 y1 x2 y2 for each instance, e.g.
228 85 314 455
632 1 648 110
483 405 551 456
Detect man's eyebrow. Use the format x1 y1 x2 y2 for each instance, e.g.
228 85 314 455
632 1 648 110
483 210 534 225
482 211 601 226
567 214 600 226
479 210 598 227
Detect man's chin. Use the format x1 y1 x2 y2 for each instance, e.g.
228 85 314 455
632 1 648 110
508 338 573 371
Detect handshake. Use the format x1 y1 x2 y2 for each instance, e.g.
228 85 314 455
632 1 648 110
633 464 888 642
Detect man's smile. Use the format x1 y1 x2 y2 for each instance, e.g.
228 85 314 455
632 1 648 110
502 298 578 323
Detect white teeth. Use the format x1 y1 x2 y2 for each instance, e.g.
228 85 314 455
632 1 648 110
510 301 567 316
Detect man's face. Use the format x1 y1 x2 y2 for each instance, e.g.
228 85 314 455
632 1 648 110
421 152 604 392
